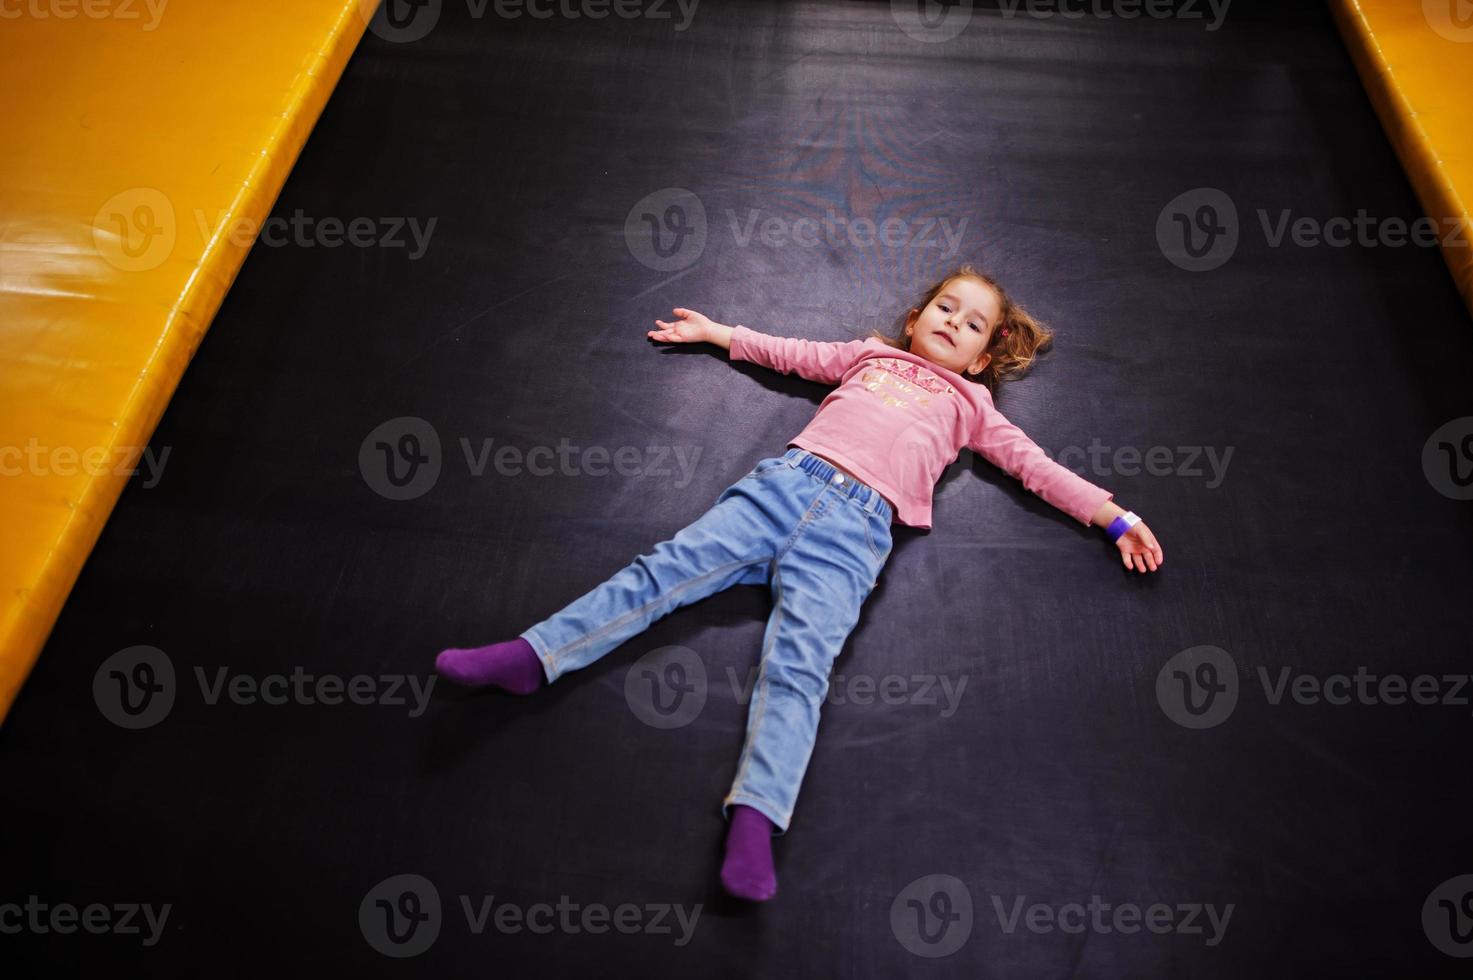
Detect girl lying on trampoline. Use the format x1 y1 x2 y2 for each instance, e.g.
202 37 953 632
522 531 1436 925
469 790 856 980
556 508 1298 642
434 264 1164 903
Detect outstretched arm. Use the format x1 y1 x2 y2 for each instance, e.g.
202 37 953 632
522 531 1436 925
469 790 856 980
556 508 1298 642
970 401 1164 574
649 308 867 385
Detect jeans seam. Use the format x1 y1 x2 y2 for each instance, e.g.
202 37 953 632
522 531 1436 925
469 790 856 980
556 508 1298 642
863 510 882 561
730 555 785 805
542 554 768 672
771 473 832 567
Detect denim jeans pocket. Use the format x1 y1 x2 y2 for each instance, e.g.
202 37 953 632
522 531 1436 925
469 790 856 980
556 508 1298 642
749 456 788 480
862 506 893 563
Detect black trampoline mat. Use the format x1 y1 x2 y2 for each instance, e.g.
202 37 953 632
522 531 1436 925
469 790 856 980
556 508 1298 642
4 1 1472 975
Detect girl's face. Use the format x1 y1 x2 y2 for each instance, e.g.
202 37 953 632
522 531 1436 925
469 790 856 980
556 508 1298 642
902 277 1000 378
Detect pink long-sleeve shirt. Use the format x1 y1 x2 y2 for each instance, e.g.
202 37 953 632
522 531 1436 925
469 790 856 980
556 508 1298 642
728 324 1114 530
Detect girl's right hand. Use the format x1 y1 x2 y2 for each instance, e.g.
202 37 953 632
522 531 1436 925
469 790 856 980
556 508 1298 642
648 307 714 344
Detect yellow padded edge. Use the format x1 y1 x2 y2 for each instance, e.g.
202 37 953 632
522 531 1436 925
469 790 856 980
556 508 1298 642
0 0 378 722
1330 0 1473 317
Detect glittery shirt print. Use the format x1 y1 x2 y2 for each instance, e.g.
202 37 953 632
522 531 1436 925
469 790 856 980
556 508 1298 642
857 357 957 411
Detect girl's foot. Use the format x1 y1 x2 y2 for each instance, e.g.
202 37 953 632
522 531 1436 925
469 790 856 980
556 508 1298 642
435 637 546 693
720 804 778 901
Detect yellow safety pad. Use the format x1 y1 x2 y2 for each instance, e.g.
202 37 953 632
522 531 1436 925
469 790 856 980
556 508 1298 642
0 0 378 721
1331 0 1473 317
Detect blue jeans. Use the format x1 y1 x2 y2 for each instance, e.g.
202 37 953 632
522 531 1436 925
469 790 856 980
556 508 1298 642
519 447 894 836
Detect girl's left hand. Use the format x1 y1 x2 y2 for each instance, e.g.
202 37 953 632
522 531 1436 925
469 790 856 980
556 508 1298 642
1117 523 1163 574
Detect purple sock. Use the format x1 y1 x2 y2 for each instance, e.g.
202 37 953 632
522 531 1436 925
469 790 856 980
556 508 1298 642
720 804 778 902
435 636 546 693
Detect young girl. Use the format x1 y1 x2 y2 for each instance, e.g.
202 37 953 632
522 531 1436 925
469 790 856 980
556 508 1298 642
435 264 1164 903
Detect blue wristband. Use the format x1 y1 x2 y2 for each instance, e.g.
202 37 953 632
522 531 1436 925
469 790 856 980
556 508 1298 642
1107 511 1141 542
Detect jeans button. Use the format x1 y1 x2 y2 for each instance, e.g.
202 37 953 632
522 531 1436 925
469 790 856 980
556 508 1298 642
834 474 844 484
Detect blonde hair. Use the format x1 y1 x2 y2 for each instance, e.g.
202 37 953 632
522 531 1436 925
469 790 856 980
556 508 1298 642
865 264 1054 395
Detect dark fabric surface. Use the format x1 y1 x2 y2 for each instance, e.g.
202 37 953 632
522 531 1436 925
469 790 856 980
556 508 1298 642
3 0 1471 975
